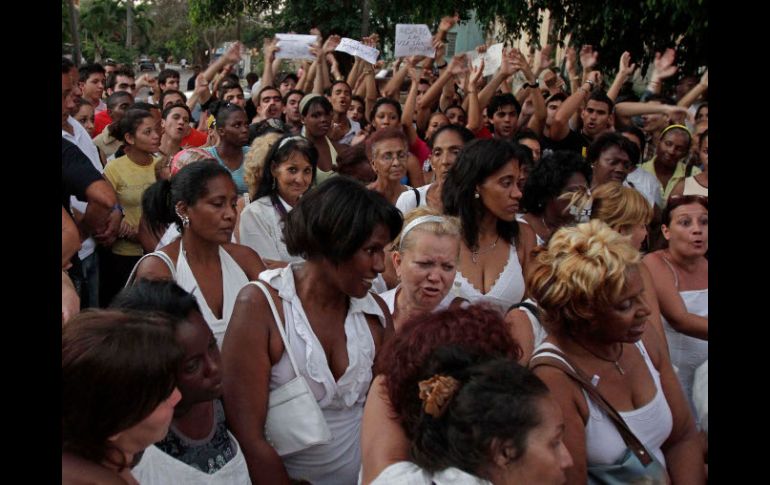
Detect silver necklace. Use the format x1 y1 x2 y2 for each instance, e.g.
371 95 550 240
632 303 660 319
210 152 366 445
471 236 500 264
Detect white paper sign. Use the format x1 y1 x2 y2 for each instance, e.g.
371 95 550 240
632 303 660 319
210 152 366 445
275 34 317 60
395 24 435 58
335 38 380 65
466 43 504 77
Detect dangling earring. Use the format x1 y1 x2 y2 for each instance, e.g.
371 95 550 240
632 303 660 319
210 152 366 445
474 191 480 199
272 177 277 191
176 209 190 228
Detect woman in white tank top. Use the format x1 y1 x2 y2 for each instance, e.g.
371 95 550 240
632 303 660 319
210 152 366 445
528 220 705 483
441 139 537 314
132 162 266 348
643 196 708 416
222 177 402 485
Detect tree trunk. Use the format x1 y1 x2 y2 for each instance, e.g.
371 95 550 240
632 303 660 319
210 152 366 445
361 0 369 36
236 15 241 42
126 0 134 49
67 0 83 66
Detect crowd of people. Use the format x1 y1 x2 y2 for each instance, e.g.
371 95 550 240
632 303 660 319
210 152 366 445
62 13 708 484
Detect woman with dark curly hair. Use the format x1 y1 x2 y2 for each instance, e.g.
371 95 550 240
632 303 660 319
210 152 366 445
441 139 537 313
361 305 573 484
519 150 592 246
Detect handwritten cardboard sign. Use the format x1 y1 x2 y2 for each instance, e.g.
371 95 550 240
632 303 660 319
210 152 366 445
336 38 380 65
395 24 435 58
275 34 317 60
466 43 504 77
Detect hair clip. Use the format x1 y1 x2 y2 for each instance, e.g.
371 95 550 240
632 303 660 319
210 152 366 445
569 205 592 223
418 374 460 418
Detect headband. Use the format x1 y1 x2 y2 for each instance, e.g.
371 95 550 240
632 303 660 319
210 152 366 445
278 135 306 150
299 93 324 115
661 123 692 140
398 215 446 251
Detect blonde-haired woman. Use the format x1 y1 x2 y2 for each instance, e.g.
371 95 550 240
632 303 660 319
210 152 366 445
243 130 284 200
379 207 464 331
527 220 704 484
508 182 666 361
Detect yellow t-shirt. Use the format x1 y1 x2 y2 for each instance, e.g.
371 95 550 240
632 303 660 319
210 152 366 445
641 157 701 206
103 154 159 256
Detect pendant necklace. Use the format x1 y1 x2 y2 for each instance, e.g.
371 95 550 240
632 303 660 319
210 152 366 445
471 236 499 264
576 341 625 375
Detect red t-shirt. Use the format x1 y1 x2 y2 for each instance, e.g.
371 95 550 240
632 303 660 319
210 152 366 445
181 128 208 148
93 110 112 137
409 137 431 163
474 126 493 139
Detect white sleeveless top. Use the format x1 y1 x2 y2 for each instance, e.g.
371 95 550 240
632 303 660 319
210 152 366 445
128 241 250 348
454 242 525 314
683 176 708 197
658 255 708 417
515 298 549 349
378 285 458 315
534 342 672 467
131 431 251 484
260 264 386 485
371 461 492 485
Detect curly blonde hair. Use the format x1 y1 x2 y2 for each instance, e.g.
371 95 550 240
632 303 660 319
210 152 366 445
390 206 461 253
526 219 641 337
243 132 283 199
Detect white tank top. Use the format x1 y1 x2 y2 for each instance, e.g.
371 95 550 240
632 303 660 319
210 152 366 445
683 176 708 197
658 255 708 417
260 264 386 485
454 242 525 314
534 342 672 467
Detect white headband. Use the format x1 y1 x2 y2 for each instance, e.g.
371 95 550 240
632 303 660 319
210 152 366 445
278 135 306 150
399 215 447 251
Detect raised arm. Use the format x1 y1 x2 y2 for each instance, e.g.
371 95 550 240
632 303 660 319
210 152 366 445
614 101 689 120
607 51 636 102
204 42 243 87
259 38 278 94
401 62 421 145
677 70 708 108
476 47 517 111
381 59 411 100
550 70 602 141
645 48 678 97
465 61 484 133
564 46 581 95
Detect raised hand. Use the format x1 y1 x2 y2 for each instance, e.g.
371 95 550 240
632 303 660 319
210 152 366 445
439 13 460 33
476 44 488 55
224 41 243 65
263 38 279 63
499 48 520 77
469 61 484 91
537 44 554 72
585 69 603 86
565 46 578 76
580 45 599 71
700 69 708 88
618 51 636 77
323 34 342 54
652 48 678 80
448 54 468 76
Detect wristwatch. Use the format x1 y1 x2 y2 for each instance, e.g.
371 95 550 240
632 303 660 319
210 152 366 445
111 204 125 217
523 81 540 89
435 62 448 69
